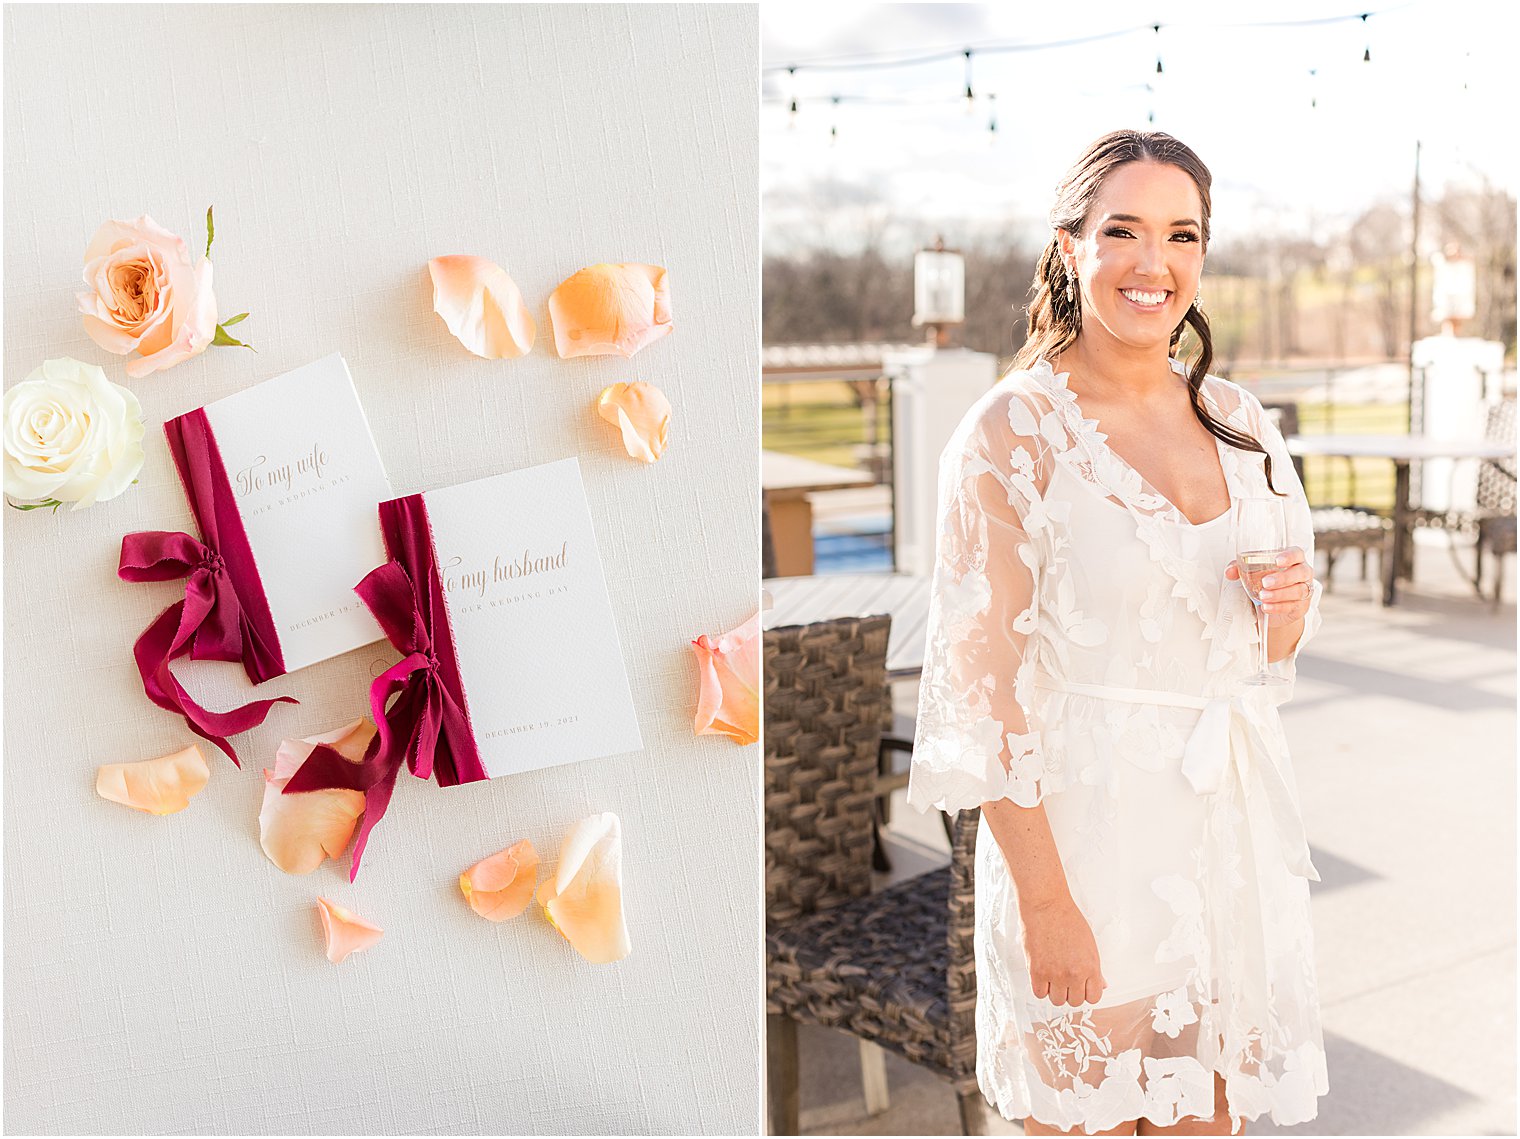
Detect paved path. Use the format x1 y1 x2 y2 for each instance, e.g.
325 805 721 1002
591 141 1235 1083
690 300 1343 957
786 534 1516 1136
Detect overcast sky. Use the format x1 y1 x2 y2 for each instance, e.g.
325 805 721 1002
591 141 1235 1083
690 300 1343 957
761 0 1518 253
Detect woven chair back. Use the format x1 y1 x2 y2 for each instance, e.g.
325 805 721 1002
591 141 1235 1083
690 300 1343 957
945 807 980 1084
763 614 890 924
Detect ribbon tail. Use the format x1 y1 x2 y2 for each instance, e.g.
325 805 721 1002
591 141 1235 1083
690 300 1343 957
131 598 296 767
294 654 429 873
409 684 444 783
431 686 488 786
348 762 403 883
282 736 389 795
189 570 246 663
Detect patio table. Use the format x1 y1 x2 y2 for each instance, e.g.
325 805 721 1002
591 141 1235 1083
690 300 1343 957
1287 434 1516 605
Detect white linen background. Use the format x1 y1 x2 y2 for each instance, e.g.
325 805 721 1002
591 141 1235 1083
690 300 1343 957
2 5 760 1134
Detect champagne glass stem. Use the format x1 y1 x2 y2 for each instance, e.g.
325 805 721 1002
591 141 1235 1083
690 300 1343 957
1257 599 1270 677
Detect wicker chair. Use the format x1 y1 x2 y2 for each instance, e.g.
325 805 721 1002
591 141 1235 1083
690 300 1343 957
765 614 984 1135
1262 401 1393 592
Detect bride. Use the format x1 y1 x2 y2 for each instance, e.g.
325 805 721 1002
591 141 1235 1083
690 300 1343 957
907 130 1329 1136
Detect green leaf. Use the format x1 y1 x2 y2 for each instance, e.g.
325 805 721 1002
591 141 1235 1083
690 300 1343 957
7 497 63 513
219 311 249 328
214 323 256 352
205 205 215 260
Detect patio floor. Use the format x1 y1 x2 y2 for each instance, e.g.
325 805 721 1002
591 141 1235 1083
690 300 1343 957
782 531 1517 1136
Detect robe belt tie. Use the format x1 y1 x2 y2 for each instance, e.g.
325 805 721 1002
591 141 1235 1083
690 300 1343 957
1032 670 1319 882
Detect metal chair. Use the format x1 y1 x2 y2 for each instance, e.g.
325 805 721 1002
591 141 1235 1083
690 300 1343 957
1406 397 1517 603
1262 401 1393 593
764 614 983 1135
1473 400 1517 607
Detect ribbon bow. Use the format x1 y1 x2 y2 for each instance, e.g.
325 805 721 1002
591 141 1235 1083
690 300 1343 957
119 530 295 765
1181 695 1320 882
285 551 487 881
118 408 294 764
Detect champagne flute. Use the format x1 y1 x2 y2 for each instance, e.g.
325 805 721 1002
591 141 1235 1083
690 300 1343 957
1232 495 1290 686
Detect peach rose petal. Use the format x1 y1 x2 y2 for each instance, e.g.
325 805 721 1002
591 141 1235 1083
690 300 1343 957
548 263 672 359
459 839 540 922
428 255 536 359
95 745 210 814
259 719 375 875
691 611 761 746
596 381 672 463
316 897 383 964
536 813 631 964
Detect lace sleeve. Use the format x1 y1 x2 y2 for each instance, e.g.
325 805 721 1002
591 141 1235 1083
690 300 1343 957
907 389 1056 814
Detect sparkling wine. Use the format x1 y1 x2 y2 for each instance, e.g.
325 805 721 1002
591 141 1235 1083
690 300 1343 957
1236 550 1282 604
1232 497 1290 686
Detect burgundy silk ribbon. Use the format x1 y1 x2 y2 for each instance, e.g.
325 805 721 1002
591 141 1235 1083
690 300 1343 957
283 494 487 881
118 409 294 765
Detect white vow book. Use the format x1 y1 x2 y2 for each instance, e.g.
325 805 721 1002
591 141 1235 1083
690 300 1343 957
198 352 392 671
422 458 644 777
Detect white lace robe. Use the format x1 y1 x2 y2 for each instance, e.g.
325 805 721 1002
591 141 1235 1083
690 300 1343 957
907 358 1329 1134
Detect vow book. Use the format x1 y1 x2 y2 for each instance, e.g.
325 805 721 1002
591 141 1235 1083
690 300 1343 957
420 457 644 776
194 352 393 671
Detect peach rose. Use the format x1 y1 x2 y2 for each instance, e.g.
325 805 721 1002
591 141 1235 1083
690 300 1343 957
77 215 218 379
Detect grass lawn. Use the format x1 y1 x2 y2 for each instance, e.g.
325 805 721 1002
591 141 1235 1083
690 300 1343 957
764 380 1409 513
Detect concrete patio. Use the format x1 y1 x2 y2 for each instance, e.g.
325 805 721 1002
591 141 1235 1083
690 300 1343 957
785 532 1517 1136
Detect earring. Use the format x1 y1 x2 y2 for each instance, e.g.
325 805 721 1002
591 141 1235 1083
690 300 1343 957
1193 285 1202 309
1064 262 1075 304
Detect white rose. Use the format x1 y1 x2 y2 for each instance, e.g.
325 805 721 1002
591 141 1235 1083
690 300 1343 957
4 358 145 510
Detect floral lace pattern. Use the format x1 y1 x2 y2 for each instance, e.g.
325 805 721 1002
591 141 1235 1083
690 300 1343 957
909 358 1328 1133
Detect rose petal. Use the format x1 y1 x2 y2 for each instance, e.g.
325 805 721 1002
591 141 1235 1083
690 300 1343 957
316 897 383 963
96 745 210 814
536 813 631 964
429 255 536 359
595 381 671 463
691 611 761 745
260 720 374 875
459 839 540 922
548 263 672 359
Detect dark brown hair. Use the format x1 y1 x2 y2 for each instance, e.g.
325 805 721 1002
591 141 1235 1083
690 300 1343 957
1012 129 1285 496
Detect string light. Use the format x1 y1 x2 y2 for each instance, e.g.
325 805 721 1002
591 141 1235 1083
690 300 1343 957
987 92 998 145
763 5 1412 77
764 3 1425 134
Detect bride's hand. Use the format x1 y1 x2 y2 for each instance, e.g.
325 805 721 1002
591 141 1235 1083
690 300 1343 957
1019 895 1107 1008
1225 545 1314 625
